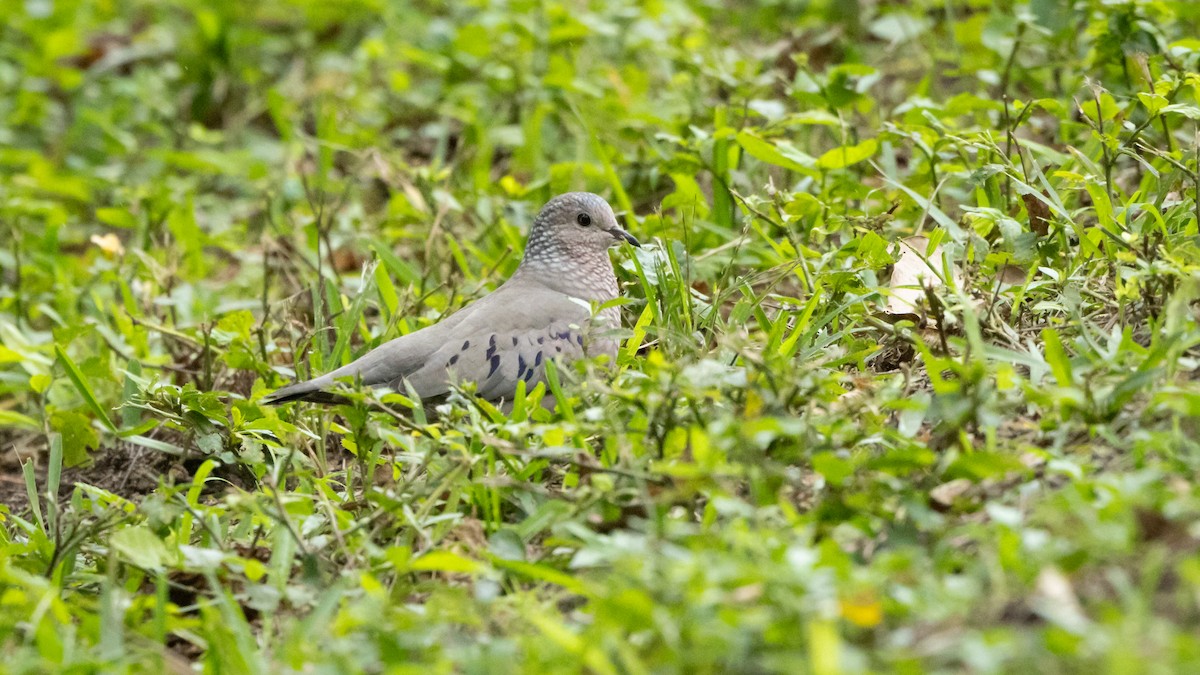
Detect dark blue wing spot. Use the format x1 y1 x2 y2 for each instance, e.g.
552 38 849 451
524 367 535 382
512 336 519 347
537 336 544 345
486 335 496 360
575 334 584 346
448 354 459 366
461 340 470 351
488 355 501 377
518 354 527 374
534 351 543 366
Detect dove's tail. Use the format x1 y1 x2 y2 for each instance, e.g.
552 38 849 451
263 378 346 405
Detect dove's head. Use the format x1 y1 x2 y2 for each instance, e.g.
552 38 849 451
521 193 640 273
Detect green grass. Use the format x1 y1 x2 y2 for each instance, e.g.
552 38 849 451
3 0 1200 671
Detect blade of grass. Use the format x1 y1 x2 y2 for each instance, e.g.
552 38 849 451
328 262 378 367
22 459 45 534
55 344 116 432
46 433 62 541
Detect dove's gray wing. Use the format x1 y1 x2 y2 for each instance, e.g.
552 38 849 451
265 282 608 405
398 285 605 402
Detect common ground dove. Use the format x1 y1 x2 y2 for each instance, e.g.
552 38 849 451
265 192 639 407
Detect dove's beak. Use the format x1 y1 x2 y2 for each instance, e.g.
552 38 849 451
607 228 641 248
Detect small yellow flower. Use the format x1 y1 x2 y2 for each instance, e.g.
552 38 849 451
840 594 883 628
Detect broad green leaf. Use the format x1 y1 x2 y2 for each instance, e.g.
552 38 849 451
50 409 98 467
96 207 137 229
1137 92 1167 116
1042 328 1072 386
410 551 485 574
1079 92 1120 122
816 138 878 169
215 310 255 340
492 557 586 594
110 525 174 570
1162 103 1200 120
736 130 816 174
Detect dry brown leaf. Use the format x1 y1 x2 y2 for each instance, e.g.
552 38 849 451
998 264 1028 286
332 246 366 273
1021 191 1051 236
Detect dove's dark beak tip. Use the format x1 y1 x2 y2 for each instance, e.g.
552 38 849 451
610 229 641 248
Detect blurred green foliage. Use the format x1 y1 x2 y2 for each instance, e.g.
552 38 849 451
3 0 1200 671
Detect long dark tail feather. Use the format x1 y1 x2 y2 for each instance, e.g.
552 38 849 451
263 382 347 406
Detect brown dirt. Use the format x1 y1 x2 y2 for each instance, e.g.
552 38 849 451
1 434 181 515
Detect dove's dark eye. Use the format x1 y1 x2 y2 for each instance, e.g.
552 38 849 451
576 213 592 227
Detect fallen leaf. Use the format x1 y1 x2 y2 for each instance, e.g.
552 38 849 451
1021 191 1051 236
90 232 125 257
998 264 1028 285
731 584 764 603
884 236 961 322
332 246 366 273
1032 567 1089 633
1019 452 1047 469
929 478 972 508
1135 507 1200 552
